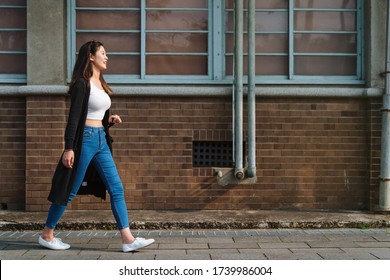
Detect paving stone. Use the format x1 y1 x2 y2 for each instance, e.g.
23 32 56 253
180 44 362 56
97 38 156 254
156 254 210 260
211 253 267 260
318 253 355 260
324 234 378 242
308 248 346 259
153 237 186 244
43 254 100 260
99 253 156 260
1 243 36 251
154 249 187 255
186 248 238 255
260 249 298 260
288 251 323 260
62 237 94 244
107 243 158 251
342 247 390 259
1 254 44 260
279 235 329 242
372 234 390 241
355 241 390 248
307 241 360 248
209 242 259 249
88 237 118 244
73 243 110 250
233 236 281 243
159 243 208 250
259 242 310 249
0 250 30 258
370 251 390 259
186 237 234 243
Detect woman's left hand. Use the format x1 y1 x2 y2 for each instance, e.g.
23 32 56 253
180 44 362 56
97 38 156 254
109 114 122 125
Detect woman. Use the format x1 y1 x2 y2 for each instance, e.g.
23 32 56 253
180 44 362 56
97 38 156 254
38 40 154 252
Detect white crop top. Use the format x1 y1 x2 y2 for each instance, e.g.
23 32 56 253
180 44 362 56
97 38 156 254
87 81 111 120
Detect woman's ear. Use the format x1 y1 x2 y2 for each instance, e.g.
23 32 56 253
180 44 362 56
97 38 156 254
89 53 95 62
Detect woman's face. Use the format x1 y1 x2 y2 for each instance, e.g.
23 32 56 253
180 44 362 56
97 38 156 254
90 46 108 72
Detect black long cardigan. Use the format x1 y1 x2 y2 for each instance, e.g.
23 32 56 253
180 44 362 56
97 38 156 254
48 78 113 205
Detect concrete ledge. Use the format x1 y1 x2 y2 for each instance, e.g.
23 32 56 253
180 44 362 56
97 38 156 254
1 210 389 231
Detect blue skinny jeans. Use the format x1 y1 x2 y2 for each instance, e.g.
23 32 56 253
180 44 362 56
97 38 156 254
45 126 129 230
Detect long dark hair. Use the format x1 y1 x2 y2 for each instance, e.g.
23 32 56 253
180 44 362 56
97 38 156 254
68 40 112 95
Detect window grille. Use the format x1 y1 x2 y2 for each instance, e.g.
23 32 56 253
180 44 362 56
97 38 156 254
68 0 364 84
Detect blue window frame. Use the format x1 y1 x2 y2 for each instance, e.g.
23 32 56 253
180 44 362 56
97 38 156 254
0 1 27 83
68 0 364 85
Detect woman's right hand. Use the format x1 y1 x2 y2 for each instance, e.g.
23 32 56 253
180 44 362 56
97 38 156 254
62 150 74 169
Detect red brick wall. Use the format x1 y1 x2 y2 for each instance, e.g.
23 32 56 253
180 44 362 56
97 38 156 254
0 96 26 210
0 93 383 211
368 99 382 210
255 98 371 210
25 95 67 211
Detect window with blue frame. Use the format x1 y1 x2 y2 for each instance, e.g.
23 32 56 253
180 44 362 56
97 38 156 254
68 0 364 84
0 0 27 83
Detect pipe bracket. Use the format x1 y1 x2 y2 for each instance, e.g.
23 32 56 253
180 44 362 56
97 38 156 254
214 168 257 186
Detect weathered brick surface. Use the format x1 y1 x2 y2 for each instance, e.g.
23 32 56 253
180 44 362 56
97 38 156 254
0 93 383 211
0 97 26 210
368 99 382 210
24 95 67 211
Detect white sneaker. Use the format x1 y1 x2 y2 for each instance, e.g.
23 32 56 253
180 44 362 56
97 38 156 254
38 236 70 250
122 237 155 252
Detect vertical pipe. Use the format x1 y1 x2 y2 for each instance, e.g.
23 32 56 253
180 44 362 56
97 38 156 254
247 0 256 177
379 0 390 211
289 0 294 80
140 0 146 79
234 0 244 179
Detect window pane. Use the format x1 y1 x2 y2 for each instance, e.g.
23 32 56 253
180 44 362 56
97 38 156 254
295 0 356 9
0 0 26 5
0 3 26 79
255 11 288 32
146 55 207 75
105 55 139 75
295 12 356 31
295 56 356 75
0 31 26 51
0 54 26 74
146 33 207 53
145 2 209 76
77 0 139 8
77 10 140 30
0 8 26 29
255 34 288 53
255 56 289 75
77 33 140 52
225 34 288 53
225 0 288 9
226 56 289 76
295 34 356 53
225 11 288 32
146 0 207 8
146 10 208 31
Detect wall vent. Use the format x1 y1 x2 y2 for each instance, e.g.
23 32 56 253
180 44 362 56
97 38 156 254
193 141 234 167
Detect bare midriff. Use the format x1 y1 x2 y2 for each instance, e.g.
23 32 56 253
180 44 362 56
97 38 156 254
85 119 103 127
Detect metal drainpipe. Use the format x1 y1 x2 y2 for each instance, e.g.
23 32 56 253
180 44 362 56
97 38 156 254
379 0 390 211
233 0 244 180
246 0 256 178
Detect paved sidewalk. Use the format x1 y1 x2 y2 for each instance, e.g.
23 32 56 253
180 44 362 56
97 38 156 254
1 229 389 260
